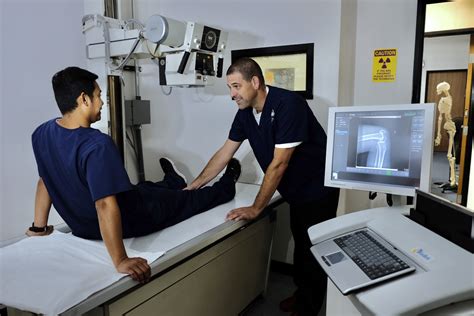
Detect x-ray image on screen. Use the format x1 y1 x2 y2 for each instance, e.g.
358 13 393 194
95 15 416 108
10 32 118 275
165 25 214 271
346 116 412 172
325 104 435 196
356 125 391 169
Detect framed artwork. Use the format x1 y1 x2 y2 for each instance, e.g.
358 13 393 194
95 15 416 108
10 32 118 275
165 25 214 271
231 43 314 99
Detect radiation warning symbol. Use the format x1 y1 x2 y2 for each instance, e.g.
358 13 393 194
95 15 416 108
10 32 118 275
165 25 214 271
379 57 391 68
372 49 397 82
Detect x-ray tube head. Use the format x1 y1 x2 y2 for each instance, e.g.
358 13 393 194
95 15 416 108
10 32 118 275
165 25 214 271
144 15 186 47
83 13 228 87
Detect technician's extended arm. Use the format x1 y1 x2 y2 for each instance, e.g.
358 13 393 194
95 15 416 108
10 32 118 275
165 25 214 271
96 195 151 283
185 139 242 190
226 147 295 221
25 178 54 236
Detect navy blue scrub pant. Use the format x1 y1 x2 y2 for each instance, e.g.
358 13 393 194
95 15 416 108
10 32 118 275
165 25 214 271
136 172 236 233
290 188 340 316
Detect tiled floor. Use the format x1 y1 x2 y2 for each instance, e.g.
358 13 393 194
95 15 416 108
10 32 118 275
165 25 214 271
241 271 326 316
240 271 295 316
431 152 458 202
241 271 296 316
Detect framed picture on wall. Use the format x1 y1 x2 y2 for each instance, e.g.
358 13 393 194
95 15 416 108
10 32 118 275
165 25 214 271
231 43 314 99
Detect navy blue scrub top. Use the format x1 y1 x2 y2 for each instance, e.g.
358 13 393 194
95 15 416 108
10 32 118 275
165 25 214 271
229 86 332 204
32 119 157 239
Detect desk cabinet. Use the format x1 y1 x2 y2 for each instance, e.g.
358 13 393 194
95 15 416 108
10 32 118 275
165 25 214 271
104 216 274 315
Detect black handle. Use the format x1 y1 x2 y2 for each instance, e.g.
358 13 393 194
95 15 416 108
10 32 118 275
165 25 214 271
217 57 224 78
177 51 191 74
158 57 167 86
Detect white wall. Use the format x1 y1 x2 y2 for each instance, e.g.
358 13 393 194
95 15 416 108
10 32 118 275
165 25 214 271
353 0 417 106
1 0 86 242
336 0 358 214
125 0 420 260
122 0 343 185
0 0 345 256
342 0 418 212
0 0 425 250
338 0 357 108
123 0 344 264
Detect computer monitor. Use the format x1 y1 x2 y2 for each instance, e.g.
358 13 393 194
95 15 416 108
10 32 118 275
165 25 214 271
325 103 435 197
410 189 474 253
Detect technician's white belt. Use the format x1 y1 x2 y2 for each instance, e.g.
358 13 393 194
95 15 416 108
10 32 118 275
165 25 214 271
0 183 281 315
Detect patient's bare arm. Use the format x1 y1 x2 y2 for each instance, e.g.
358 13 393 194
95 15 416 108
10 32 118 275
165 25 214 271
26 178 54 236
96 195 151 283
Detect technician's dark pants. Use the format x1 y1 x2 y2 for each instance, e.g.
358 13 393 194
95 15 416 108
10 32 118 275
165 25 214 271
290 188 340 316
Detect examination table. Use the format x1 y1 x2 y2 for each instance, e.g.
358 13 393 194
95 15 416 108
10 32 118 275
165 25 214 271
1 183 282 316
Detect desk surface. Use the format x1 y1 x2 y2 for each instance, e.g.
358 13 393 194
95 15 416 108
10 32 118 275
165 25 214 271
309 207 474 315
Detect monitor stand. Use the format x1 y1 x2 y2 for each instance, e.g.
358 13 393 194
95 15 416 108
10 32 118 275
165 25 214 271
369 192 403 207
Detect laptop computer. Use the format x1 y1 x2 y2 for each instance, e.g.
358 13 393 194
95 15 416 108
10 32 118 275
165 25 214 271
310 227 416 295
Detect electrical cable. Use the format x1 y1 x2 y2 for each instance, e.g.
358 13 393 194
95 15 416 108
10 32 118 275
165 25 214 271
109 34 142 71
82 14 143 72
161 85 173 95
126 128 139 159
145 39 161 58
195 86 214 102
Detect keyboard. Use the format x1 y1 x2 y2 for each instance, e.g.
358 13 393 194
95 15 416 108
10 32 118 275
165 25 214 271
334 230 411 280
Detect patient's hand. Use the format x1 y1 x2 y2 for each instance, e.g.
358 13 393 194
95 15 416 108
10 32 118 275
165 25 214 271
117 257 151 284
226 206 262 221
25 225 54 237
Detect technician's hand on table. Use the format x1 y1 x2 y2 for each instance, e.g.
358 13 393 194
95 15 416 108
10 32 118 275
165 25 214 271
226 205 262 221
117 257 151 284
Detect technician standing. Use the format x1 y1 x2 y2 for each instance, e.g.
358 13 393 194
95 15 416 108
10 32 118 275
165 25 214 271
186 57 339 315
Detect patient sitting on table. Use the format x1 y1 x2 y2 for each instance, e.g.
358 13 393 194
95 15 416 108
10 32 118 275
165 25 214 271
26 66 241 283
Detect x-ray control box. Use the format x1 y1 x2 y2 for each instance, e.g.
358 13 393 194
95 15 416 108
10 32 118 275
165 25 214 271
125 100 151 126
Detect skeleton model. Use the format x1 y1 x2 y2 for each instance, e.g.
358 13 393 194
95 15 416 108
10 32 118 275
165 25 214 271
434 81 457 188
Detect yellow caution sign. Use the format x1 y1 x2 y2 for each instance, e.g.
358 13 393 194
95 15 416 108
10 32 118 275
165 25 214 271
372 48 397 82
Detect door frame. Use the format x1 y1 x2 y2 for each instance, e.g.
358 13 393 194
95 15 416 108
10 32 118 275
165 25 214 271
425 69 467 155
412 0 474 206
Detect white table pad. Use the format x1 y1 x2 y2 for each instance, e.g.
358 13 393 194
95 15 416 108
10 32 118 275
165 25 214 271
0 231 164 315
1 183 279 315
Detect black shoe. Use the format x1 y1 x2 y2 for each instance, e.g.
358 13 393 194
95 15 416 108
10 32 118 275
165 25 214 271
159 157 187 183
223 158 241 182
279 295 297 312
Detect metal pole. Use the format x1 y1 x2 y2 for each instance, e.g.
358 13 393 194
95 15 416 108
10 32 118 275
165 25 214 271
108 75 125 161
